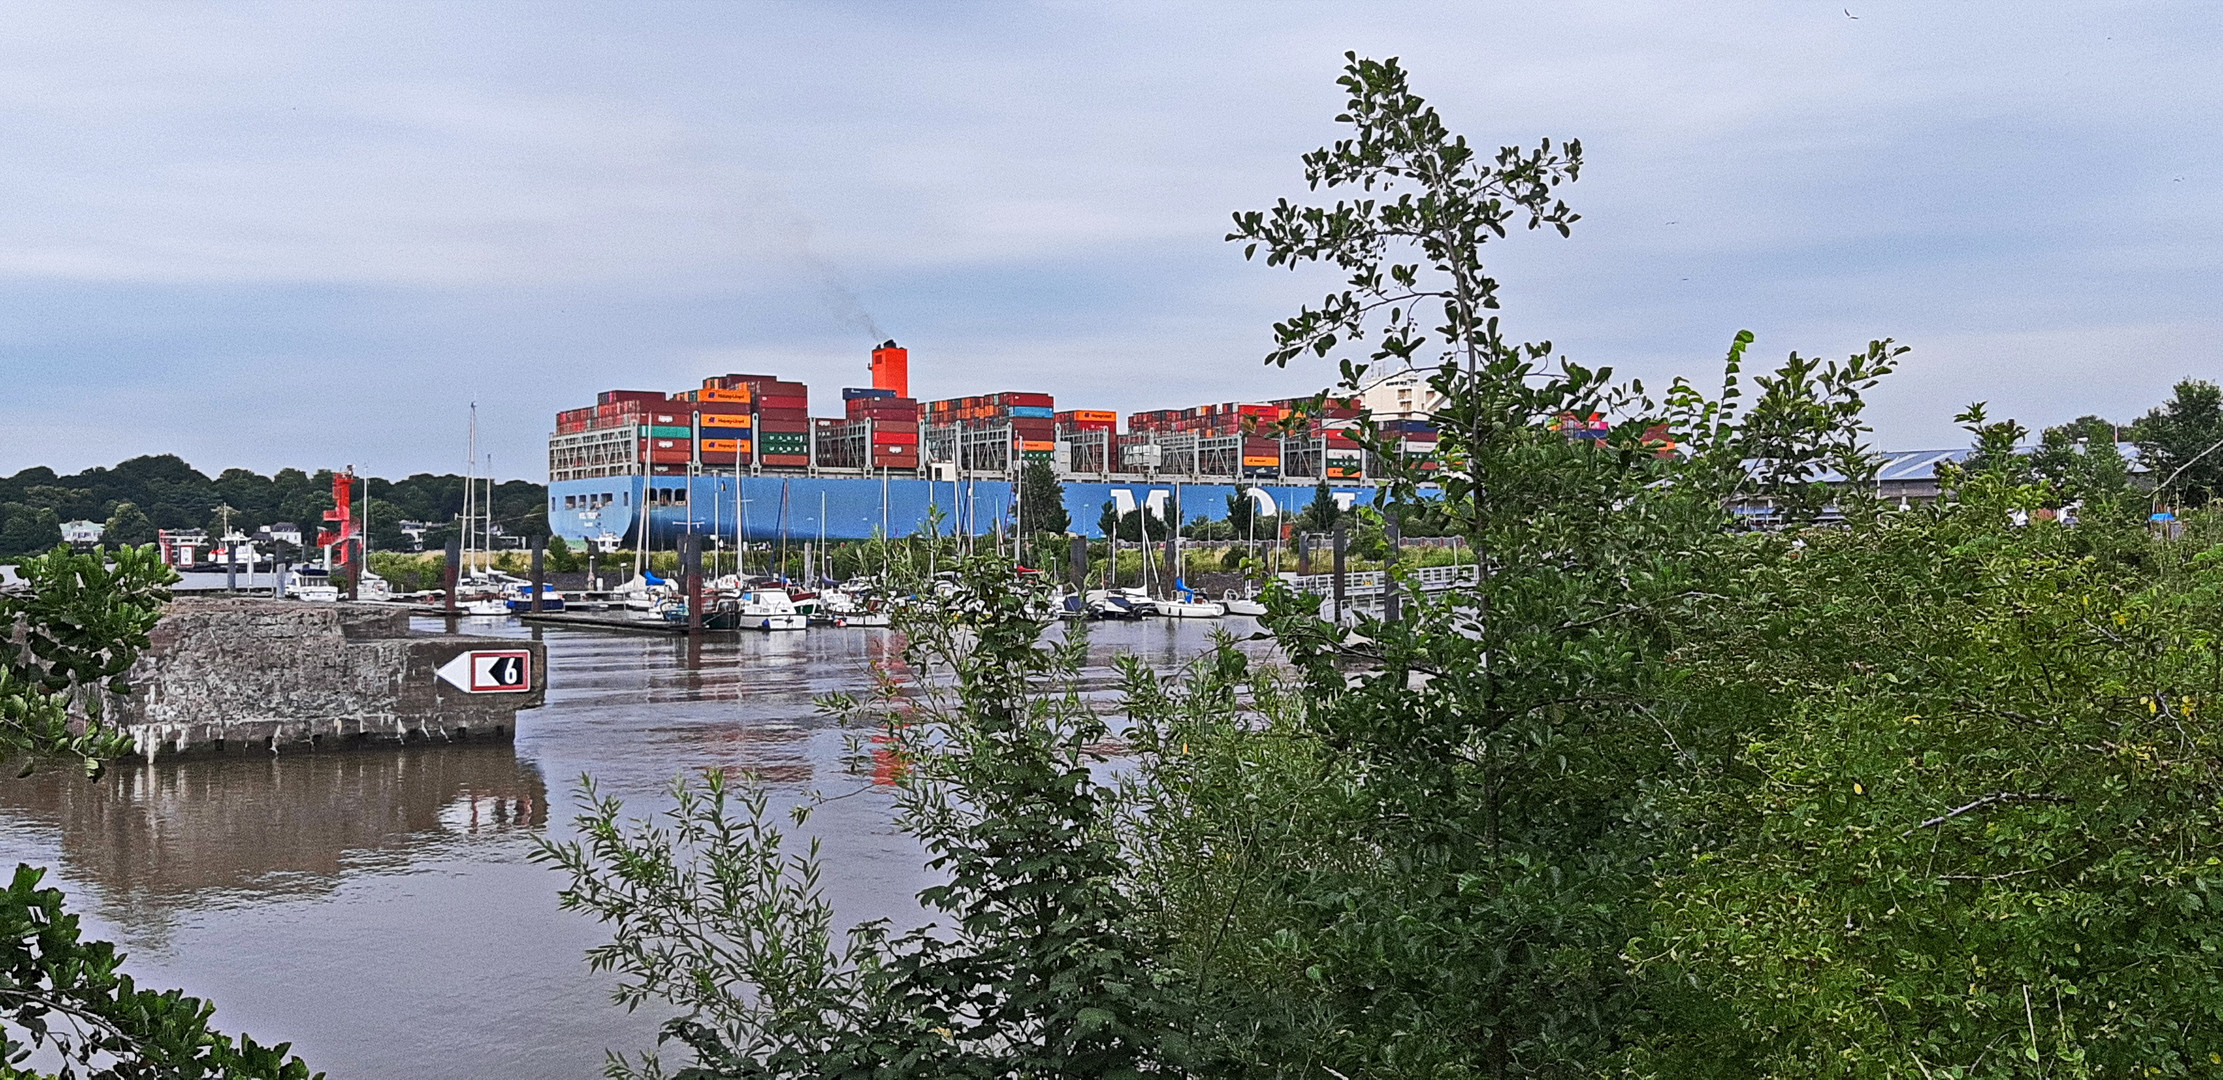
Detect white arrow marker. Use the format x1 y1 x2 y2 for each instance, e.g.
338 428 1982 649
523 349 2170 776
436 650 532 693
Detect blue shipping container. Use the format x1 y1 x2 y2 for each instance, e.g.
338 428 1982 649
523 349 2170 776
843 387 896 400
1009 405 1055 418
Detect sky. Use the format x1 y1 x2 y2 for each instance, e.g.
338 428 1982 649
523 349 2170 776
1 1 2217 479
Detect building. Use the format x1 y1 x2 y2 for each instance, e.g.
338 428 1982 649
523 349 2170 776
1355 366 1443 423
258 522 304 547
60 520 105 545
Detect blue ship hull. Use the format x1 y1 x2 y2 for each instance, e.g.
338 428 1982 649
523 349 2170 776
545 474 1380 544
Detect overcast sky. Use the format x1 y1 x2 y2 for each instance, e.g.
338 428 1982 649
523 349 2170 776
2 1 2216 479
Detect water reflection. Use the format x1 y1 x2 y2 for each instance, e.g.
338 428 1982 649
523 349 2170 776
0 615 1269 1080
0 745 547 936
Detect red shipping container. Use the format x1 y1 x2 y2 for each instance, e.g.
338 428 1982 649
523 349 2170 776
760 453 809 468
756 418 809 434
599 389 666 406
759 394 808 412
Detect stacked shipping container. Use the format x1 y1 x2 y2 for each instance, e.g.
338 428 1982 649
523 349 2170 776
922 391 1057 463
840 388 921 469
1054 409 1116 433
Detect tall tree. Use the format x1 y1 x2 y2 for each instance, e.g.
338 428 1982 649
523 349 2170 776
1017 459 1069 536
2133 377 2223 507
1295 481 1341 533
1136 51 1902 1078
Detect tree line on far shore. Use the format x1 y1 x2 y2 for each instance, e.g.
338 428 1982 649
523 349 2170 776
0 454 549 559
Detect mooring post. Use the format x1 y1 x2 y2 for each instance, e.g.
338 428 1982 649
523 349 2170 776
1384 504 1401 624
682 534 703 636
1298 532 1312 576
529 545 545 613
226 538 238 594
1069 534 1088 589
1332 519 1347 625
443 536 461 615
1167 487 1183 596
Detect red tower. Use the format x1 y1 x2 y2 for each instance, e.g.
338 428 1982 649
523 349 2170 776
870 340 908 399
317 467 361 590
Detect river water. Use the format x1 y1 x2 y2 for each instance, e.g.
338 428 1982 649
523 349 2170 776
0 616 1264 1079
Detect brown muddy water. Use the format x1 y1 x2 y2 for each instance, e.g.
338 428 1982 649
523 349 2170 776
0 616 1266 1079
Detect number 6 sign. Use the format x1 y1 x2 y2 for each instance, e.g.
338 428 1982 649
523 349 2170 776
436 649 533 693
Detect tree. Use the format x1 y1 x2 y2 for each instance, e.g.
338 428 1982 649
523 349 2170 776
1223 489 1274 541
1098 501 1166 543
0 505 61 558
102 501 157 547
1295 481 1341 533
1017 459 1069 536
544 533 581 573
1127 52 1902 1078
2134 377 2223 507
1634 460 2223 1075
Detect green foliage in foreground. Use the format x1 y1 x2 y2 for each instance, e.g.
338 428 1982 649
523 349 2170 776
539 557 1172 1079
1632 470 2223 1076
0 545 316 1078
0 546 176 773
541 52 2221 1080
0 865 319 1079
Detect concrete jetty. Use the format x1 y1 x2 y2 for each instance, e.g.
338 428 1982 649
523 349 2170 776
108 598 546 759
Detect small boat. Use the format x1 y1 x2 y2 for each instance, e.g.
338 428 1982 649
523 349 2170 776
462 596 512 617
506 583 567 613
1156 580 1225 618
1157 596 1227 619
1083 588 1149 620
357 569 395 602
284 568 340 602
1222 588 1267 617
819 579 894 627
718 587 807 631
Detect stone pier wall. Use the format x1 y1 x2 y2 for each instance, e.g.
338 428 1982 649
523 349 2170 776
106 598 546 759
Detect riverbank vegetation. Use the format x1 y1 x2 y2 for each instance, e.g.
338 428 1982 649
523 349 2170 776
0 454 547 560
543 53 2223 1079
0 545 320 1078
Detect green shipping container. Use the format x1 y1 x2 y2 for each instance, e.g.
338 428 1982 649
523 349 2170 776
649 425 692 438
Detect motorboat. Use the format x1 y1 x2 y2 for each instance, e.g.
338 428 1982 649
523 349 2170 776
283 568 340 602
505 582 566 613
721 587 808 631
462 595 513 617
1083 588 1150 620
819 580 893 627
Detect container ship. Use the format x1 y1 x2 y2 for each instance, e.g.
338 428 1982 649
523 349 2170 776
543 342 1440 547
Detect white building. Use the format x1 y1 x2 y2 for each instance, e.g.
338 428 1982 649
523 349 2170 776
1356 367 1442 423
60 520 105 545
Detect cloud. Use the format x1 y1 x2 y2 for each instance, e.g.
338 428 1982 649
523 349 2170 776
0 1 2217 477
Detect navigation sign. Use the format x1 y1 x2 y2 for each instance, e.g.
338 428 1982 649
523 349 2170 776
436 649 533 693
